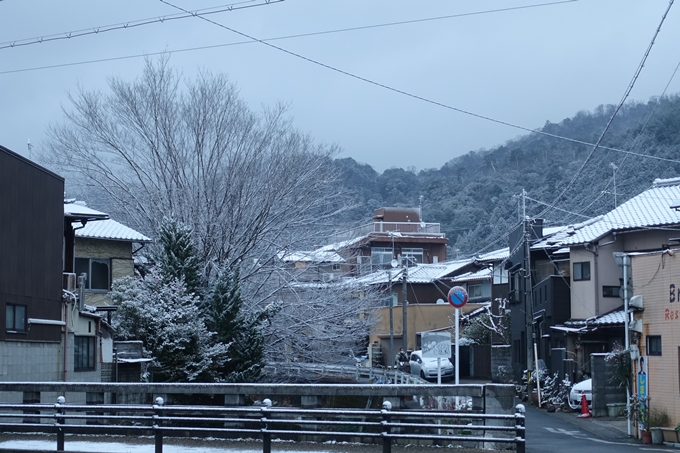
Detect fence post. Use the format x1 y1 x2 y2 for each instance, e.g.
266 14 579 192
154 397 164 453
381 401 392 453
262 398 272 453
515 403 526 453
56 396 65 452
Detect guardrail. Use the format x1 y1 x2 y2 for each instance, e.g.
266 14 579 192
0 397 525 453
264 363 426 384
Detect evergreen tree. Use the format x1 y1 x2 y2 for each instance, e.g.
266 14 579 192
203 268 272 382
155 218 202 296
111 270 229 382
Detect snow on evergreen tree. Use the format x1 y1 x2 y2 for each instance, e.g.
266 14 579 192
111 270 229 382
155 218 202 297
203 267 274 382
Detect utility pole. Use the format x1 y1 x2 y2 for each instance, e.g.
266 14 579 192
522 190 535 398
402 258 408 352
388 269 394 368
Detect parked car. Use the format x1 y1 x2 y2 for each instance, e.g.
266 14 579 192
568 378 592 410
409 350 454 380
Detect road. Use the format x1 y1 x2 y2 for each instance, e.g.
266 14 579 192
525 405 670 453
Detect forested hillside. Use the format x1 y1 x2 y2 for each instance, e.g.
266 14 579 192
334 94 680 258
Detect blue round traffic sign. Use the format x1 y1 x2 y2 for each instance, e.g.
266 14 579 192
447 286 468 308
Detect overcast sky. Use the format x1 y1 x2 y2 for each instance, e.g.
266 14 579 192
2 0 679 173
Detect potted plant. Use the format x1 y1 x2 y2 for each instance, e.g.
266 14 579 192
648 408 669 445
667 423 680 443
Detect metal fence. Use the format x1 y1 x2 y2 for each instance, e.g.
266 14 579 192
0 397 525 453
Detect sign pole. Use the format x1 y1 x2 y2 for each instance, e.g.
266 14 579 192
455 308 460 385
447 286 468 396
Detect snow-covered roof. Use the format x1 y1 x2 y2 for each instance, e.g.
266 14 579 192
450 267 492 283
401 259 476 284
314 235 368 253
534 177 680 249
330 259 476 287
278 250 345 264
475 247 509 262
564 309 625 327
76 218 151 243
64 202 109 221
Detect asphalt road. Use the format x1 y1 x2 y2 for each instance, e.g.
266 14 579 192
525 405 663 453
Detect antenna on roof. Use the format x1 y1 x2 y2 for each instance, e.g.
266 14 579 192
27 139 33 160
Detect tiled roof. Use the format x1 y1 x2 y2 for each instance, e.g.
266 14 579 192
64 203 109 220
315 235 368 252
564 309 625 327
450 267 492 283
293 259 477 288
76 219 151 242
475 247 509 262
534 177 680 249
278 250 345 263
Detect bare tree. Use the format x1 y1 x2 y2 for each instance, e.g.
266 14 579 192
264 278 383 367
44 56 376 369
44 56 349 285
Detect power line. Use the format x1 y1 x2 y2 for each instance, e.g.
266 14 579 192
4 0 678 171
0 0 281 51
536 0 675 219
154 0 680 167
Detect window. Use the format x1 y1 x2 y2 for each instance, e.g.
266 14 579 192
371 248 393 266
647 335 662 356
75 258 111 291
74 336 96 371
402 248 424 264
5 304 27 332
468 284 482 298
602 286 621 298
573 262 591 281
332 263 342 271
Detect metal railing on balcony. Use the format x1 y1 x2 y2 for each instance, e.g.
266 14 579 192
329 222 444 244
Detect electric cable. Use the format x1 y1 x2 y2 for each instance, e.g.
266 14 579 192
0 0 280 50
3 2 678 169
157 0 680 167
536 0 675 219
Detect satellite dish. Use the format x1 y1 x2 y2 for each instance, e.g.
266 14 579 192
390 259 399 268
420 222 426 228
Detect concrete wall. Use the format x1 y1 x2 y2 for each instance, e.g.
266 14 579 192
0 341 62 382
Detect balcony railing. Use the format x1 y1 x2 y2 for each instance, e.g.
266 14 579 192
330 222 444 244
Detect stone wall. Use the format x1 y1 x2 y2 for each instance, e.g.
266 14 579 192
591 353 627 417
491 344 512 383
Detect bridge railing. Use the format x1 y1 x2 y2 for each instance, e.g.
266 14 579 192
264 362 426 384
0 397 525 453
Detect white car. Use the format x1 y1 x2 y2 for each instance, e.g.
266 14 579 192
409 350 454 380
569 378 592 409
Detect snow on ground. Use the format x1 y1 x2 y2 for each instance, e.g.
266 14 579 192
0 434 388 453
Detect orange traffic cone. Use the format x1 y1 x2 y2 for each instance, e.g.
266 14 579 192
577 391 591 418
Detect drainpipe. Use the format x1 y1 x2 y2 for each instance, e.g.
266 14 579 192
63 300 68 382
584 243 599 316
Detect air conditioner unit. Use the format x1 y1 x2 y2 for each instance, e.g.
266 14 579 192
322 273 334 282
63 273 77 292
